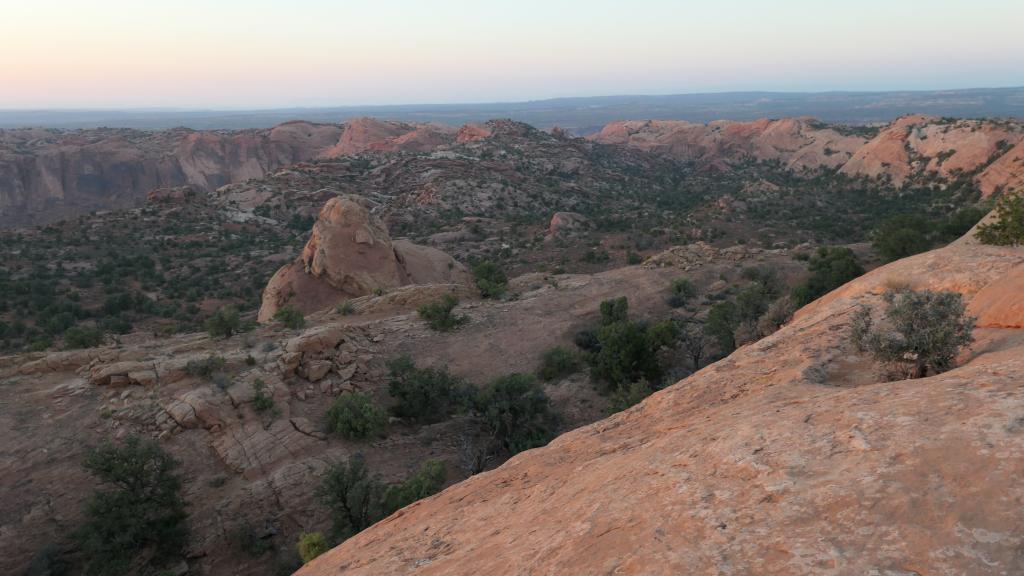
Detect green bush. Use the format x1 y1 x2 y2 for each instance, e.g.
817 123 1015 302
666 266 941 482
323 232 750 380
296 532 328 564
872 214 932 262
589 319 676 389
77 437 188 576
252 378 275 413
706 301 738 354
472 261 508 299
852 289 975 379
791 246 864 306
63 325 104 349
317 456 385 540
667 278 696 308
976 193 1024 246
273 304 305 329
326 392 387 439
471 374 557 455
537 346 581 381
206 305 241 338
607 380 654 413
386 356 467 423
185 354 226 379
599 296 629 325
382 459 446 515
417 294 467 331
336 301 356 316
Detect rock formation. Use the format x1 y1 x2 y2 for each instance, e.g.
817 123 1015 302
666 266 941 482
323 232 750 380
258 196 472 321
298 229 1024 575
595 115 1024 194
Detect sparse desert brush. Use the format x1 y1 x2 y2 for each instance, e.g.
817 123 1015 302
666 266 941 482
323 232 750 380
882 277 913 292
326 392 387 440
417 294 467 331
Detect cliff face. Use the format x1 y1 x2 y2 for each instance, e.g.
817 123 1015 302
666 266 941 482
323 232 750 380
298 234 1024 575
594 116 1024 193
0 119 460 227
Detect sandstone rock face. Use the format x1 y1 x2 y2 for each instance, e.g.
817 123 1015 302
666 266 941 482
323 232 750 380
595 116 1024 193
319 118 456 158
258 196 471 321
546 211 591 237
0 122 344 226
299 234 1024 575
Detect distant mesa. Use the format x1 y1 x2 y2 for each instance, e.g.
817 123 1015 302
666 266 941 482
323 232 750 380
257 195 472 322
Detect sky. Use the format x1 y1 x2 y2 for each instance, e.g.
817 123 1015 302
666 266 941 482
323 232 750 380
2 0 1022 109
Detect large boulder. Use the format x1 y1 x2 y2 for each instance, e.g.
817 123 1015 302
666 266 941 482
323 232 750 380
258 196 472 321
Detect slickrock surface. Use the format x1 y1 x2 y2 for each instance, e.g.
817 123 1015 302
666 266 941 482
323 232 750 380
299 237 1024 575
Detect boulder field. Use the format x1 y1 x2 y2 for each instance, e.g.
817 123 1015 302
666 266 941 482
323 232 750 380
299 231 1024 575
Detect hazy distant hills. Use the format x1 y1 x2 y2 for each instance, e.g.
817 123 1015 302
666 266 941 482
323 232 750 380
2 87 1023 133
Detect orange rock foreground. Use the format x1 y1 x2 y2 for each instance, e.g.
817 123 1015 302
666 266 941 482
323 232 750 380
299 235 1024 574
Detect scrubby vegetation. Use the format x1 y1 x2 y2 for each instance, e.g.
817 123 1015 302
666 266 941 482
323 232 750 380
417 294 467 331
852 289 975 379
976 193 1024 246
386 356 468 423
317 456 446 543
472 260 508 299
791 247 864 306
536 346 582 381
325 392 388 439
205 305 241 338
872 207 987 261
470 374 558 455
76 437 188 576
667 277 697 308
296 532 327 564
273 304 306 329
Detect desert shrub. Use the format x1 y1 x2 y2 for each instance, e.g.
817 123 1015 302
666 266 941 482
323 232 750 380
386 356 467 423
417 294 467 331
472 260 508 299
232 521 274 557
471 374 557 455
336 301 356 315
205 305 240 338
537 346 581 381
607 379 654 414
791 246 864 306
938 206 987 241
185 354 226 379
976 193 1024 246
382 459 446 515
756 296 796 337
77 437 188 576
63 325 104 349
852 289 975 379
317 455 386 540
678 320 709 370
252 378 275 413
705 301 739 354
326 393 387 439
23 544 69 576
273 305 305 329
872 214 932 261
296 532 327 564
667 278 696 308
590 319 676 389
317 456 446 543
599 296 630 325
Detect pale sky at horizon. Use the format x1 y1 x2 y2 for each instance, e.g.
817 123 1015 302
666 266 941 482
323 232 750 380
2 0 1022 109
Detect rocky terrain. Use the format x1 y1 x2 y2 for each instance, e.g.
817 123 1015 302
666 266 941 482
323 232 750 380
594 115 1024 195
6 114 1023 230
0 118 454 227
0 214 805 574
298 220 1024 575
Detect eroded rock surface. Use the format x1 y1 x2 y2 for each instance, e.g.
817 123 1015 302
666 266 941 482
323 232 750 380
299 235 1024 576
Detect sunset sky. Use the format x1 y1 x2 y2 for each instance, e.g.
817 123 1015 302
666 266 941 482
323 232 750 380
3 0 1022 108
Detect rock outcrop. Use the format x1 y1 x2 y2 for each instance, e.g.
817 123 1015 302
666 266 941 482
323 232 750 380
595 116 1024 194
258 196 472 321
299 230 1024 575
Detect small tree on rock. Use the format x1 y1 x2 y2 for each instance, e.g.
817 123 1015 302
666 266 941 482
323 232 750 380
852 289 975 379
